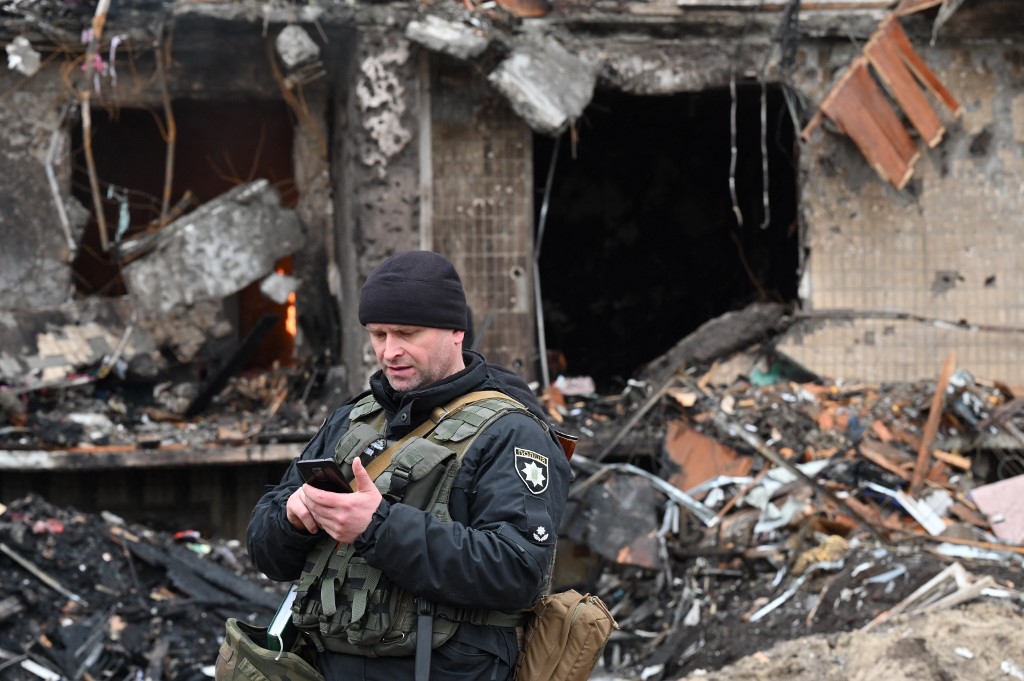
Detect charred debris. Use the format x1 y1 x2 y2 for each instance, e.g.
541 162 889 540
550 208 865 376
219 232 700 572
3 301 1024 680
0 179 328 459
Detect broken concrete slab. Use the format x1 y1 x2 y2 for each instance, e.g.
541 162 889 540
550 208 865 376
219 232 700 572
487 35 598 136
0 298 156 388
259 272 301 305
405 15 490 60
275 24 321 69
120 180 304 316
6 36 41 77
133 298 232 364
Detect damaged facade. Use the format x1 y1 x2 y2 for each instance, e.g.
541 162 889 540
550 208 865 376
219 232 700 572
0 0 1022 531
2 1 1024 678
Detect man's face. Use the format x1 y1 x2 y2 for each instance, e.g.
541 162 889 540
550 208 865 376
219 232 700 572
366 324 466 393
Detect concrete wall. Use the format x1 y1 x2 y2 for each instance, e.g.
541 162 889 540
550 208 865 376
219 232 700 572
0 77 76 309
778 41 1024 384
337 28 424 397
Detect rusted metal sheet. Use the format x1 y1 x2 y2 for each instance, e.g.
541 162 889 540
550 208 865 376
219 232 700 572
663 420 753 494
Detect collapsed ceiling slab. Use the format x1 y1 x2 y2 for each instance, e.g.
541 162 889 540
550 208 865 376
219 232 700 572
405 14 598 136
404 15 490 60
487 35 599 135
120 179 304 316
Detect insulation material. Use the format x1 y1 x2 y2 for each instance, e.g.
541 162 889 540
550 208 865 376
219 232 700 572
970 475 1024 544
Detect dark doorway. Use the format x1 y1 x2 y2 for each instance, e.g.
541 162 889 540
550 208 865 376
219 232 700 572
535 86 799 391
69 100 298 367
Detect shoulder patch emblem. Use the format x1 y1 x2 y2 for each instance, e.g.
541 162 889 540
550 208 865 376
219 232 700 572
515 447 549 494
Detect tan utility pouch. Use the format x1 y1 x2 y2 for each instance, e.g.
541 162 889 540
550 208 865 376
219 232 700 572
516 590 618 681
215 618 324 681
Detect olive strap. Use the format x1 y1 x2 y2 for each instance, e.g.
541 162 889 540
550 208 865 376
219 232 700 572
356 390 522 488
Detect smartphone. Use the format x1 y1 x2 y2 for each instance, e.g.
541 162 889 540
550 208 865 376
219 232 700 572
296 458 353 493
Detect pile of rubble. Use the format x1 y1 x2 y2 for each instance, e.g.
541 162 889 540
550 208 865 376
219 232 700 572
1 361 325 454
0 495 286 681
2 336 1024 680
546 347 1024 678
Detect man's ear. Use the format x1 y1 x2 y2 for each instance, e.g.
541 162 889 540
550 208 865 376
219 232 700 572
452 329 466 345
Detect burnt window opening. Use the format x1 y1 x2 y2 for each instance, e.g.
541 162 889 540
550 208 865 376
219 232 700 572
535 85 799 391
69 100 298 369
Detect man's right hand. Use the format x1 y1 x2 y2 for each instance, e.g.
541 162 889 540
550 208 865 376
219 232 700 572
286 488 320 534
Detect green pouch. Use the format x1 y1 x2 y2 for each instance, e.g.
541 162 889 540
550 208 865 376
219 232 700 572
215 618 323 681
334 422 387 474
378 436 455 509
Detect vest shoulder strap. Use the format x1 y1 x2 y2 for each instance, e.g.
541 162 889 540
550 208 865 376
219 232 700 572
354 390 532 483
348 393 383 421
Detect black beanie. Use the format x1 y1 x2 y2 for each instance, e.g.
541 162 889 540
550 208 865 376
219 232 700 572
358 251 468 330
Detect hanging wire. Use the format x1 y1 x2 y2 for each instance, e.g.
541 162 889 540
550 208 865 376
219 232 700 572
757 0 802 229
533 132 562 390
758 78 770 229
727 0 766 229
728 73 744 228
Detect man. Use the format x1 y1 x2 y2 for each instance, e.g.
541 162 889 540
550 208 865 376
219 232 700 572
247 250 571 681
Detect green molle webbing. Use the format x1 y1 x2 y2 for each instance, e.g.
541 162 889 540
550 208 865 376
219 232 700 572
346 563 382 624
297 536 338 594
431 397 538 443
334 422 387 462
292 392 534 658
348 394 383 421
320 546 356 618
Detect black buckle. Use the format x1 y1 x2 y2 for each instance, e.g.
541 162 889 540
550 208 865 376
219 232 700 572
415 597 435 617
388 466 413 498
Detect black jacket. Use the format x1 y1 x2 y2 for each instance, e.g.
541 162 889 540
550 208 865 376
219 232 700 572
246 351 571 678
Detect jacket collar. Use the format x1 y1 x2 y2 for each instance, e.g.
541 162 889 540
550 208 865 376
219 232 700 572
369 351 488 437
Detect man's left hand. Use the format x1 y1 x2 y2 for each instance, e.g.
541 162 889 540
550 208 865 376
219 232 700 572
301 458 383 543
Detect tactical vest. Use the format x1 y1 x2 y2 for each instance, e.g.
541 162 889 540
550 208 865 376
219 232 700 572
291 392 540 657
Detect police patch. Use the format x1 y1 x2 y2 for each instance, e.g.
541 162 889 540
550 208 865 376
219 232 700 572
515 447 549 494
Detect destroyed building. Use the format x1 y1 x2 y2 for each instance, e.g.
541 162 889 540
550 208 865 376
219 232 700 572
0 0 1022 534
2 1 1024 679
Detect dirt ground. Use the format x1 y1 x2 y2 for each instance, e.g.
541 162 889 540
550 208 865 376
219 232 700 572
589 539 1024 681
678 599 1024 681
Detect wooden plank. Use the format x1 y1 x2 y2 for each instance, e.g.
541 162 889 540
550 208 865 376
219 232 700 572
675 0 893 7
849 57 920 185
910 351 956 497
819 58 917 188
866 17 945 147
884 16 963 116
932 449 971 470
0 443 300 471
858 439 913 481
894 0 943 14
